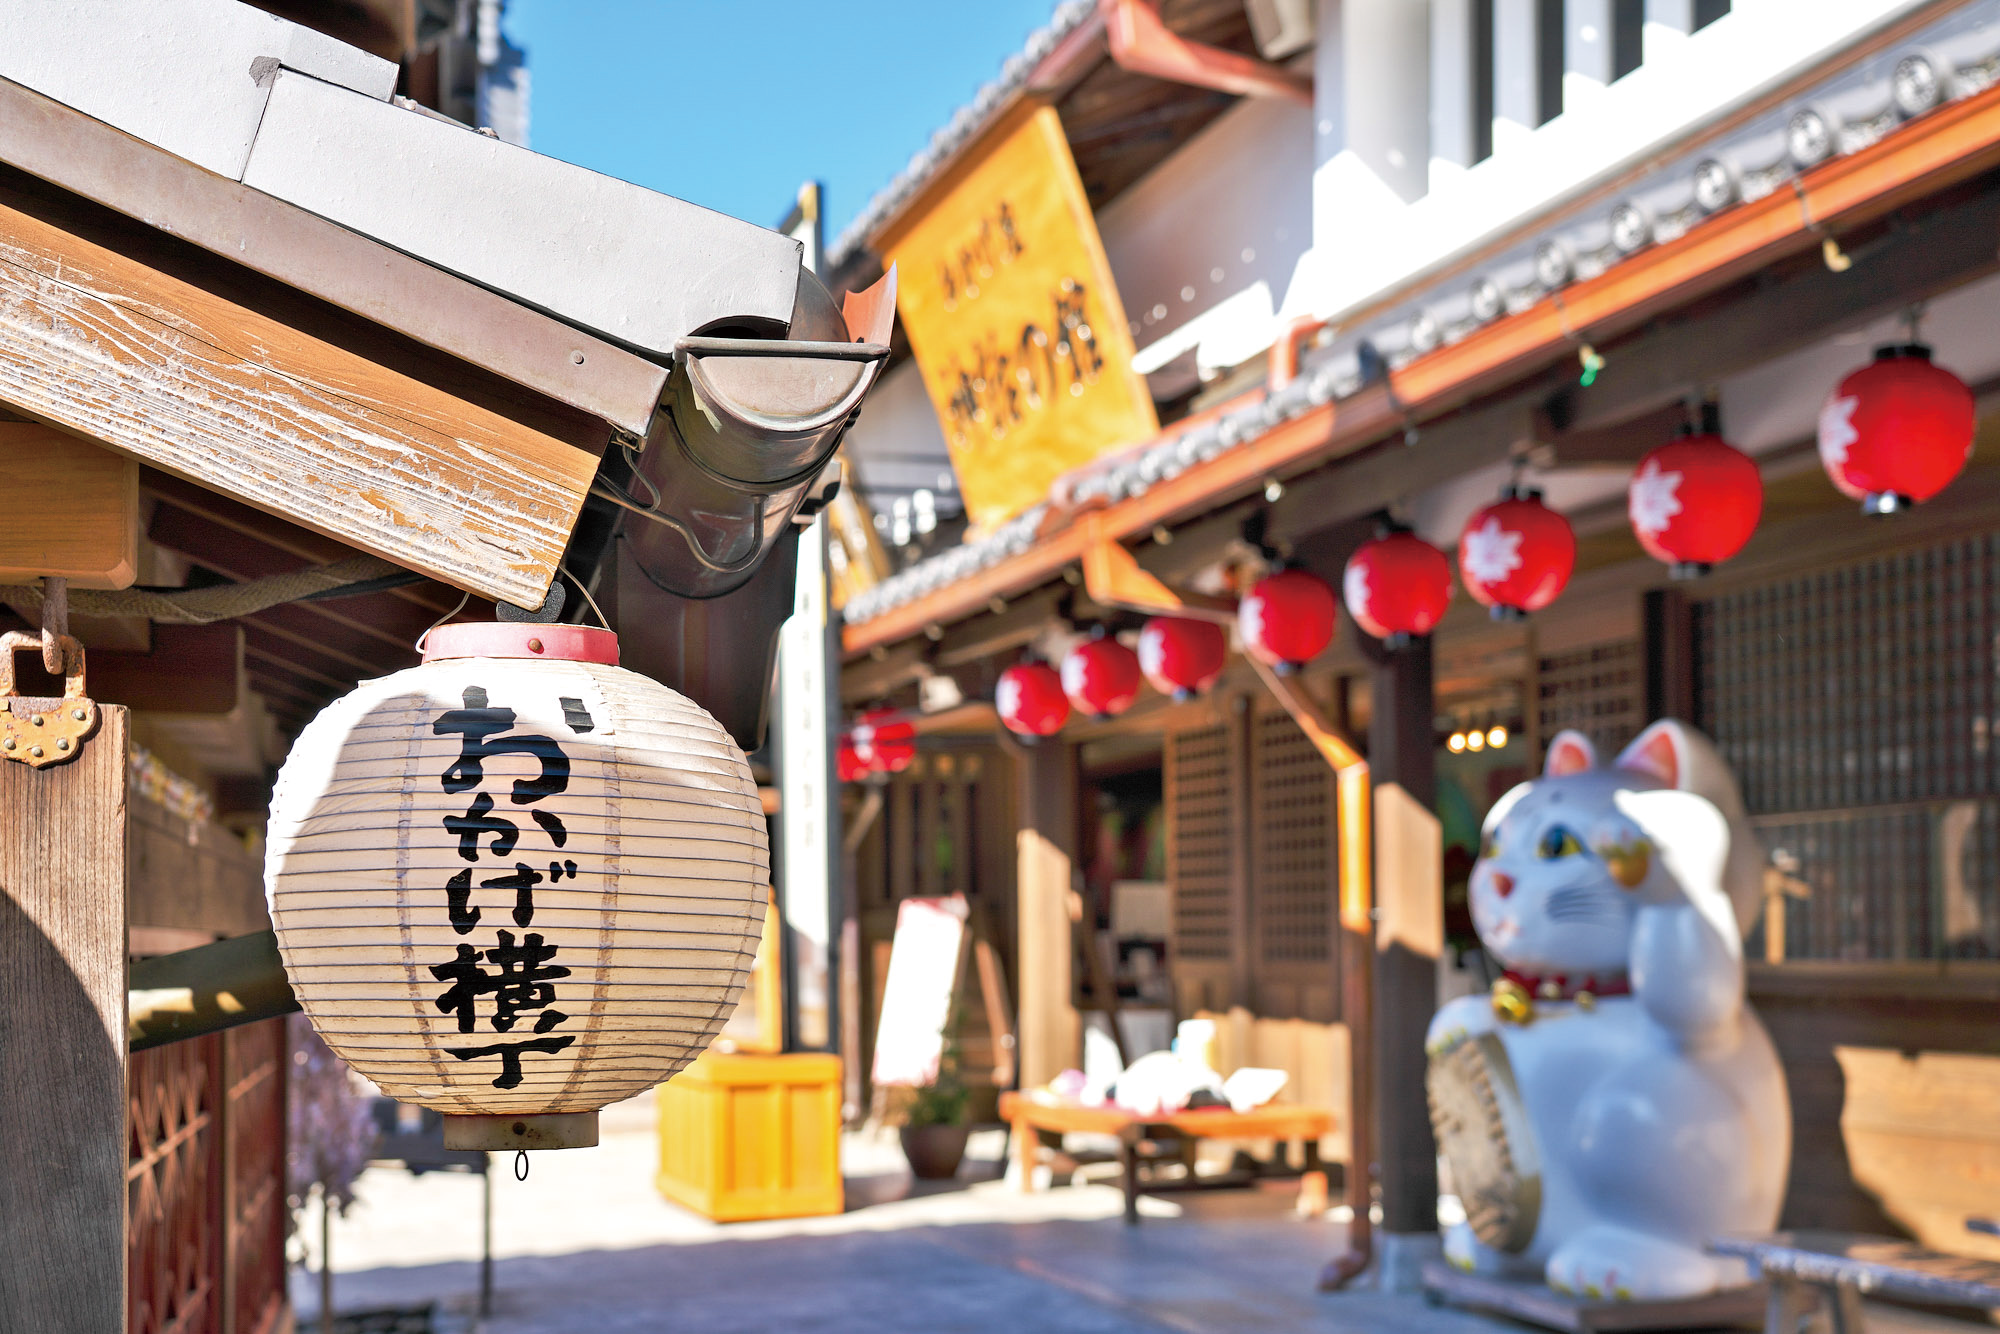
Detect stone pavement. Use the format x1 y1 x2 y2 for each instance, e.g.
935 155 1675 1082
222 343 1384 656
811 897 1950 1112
294 1099 1985 1334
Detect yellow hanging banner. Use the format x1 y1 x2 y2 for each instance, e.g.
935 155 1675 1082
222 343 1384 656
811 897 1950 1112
880 102 1159 532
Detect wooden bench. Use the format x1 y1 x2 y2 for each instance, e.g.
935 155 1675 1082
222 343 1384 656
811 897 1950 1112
999 1090 1333 1226
1711 1231 2000 1333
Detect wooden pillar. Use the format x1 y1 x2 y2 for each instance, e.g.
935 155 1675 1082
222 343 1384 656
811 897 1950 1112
1644 587 1698 723
0 706 128 1327
1369 640 1444 1257
1013 738 1078 1090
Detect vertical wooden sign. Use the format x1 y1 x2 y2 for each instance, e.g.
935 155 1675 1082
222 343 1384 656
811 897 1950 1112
881 101 1158 532
0 706 128 1327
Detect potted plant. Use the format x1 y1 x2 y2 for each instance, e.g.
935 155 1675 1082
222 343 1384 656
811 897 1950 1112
899 1036 971 1181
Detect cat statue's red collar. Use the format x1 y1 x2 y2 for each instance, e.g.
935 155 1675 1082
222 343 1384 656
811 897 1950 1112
1491 970 1632 1023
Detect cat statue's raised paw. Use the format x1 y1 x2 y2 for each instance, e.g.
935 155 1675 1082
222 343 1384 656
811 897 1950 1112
1426 719 1789 1302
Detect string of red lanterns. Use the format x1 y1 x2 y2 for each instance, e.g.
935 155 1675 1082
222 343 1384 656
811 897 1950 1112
1344 527 1452 645
1817 343 1973 514
1138 616 1228 700
997 661 1071 736
1458 486 1575 620
965 344 1974 738
1239 567 1337 673
1060 631 1143 719
1628 428 1762 577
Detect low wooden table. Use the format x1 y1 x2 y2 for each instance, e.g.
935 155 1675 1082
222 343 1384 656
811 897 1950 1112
999 1090 1334 1226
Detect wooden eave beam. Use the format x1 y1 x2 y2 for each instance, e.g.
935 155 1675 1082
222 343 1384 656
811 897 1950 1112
843 78 2000 657
0 168 608 608
0 75 665 437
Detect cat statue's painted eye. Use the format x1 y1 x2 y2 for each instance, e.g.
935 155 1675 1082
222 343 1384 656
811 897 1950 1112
1537 826 1583 860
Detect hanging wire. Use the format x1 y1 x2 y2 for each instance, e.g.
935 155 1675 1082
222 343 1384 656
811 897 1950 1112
1904 300 1929 344
413 588 473 654
560 564 612 630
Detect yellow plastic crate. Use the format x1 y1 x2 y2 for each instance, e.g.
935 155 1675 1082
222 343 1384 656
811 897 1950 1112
655 1050 843 1221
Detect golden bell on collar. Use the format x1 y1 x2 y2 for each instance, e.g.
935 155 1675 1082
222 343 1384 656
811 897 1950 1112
1491 976 1535 1026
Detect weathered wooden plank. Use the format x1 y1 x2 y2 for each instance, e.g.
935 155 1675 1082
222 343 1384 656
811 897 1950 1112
0 421 137 588
0 188 603 606
0 705 127 1327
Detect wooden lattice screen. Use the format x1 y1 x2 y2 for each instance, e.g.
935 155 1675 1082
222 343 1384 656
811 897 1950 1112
127 1017 288 1334
1165 724 1233 964
1166 707 1341 1021
1253 706 1335 967
1696 534 2000 960
1537 639 1642 757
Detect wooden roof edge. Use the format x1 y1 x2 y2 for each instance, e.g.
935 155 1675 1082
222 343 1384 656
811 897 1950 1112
839 76 2000 661
0 74 667 440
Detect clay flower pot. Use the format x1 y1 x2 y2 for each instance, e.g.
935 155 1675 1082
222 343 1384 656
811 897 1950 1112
899 1123 970 1180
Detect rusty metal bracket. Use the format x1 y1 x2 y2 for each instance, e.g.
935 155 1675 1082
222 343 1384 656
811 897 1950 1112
1 630 99 767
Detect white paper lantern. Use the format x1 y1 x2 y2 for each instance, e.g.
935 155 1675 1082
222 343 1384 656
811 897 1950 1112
266 623 768 1150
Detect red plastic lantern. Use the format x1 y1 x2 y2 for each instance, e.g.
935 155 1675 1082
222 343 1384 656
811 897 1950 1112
1238 568 1337 671
1457 487 1575 619
1818 343 1974 513
850 708 915 774
996 662 1070 736
1137 617 1228 700
1061 634 1142 718
1628 432 1762 576
836 736 869 783
1344 529 1453 644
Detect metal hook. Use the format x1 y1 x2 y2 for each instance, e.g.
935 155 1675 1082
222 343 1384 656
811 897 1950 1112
514 1150 529 1182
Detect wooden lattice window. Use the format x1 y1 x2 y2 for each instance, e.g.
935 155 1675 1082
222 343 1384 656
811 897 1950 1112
1166 724 1233 962
1254 707 1335 965
1696 535 2000 960
126 1018 288 1334
1538 640 1642 756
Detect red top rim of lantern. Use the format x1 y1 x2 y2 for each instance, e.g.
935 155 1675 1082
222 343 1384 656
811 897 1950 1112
422 622 621 666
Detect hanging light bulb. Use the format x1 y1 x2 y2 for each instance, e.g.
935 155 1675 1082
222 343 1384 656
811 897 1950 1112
1447 732 1468 754
1486 725 1508 749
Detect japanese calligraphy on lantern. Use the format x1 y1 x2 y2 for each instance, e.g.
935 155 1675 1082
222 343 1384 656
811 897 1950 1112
430 684 583 1089
881 102 1158 531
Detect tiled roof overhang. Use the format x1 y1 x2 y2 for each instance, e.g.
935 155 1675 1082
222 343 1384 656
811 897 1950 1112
842 44 2000 656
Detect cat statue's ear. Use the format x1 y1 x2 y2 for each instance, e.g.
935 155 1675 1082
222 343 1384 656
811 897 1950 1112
1544 729 1597 777
1614 719 1765 935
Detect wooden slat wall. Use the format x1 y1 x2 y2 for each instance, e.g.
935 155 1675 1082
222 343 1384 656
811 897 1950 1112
1691 529 2000 1255
1165 690 1344 1023
1251 701 1340 1022
1536 638 1642 759
1165 721 1233 1014
127 792 269 944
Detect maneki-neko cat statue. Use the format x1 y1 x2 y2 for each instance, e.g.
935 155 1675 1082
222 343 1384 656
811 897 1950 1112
1426 720 1789 1301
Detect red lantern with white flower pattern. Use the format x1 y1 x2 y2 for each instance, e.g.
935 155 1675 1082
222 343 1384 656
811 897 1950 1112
1818 344 1974 513
1061 633 1142 718
836 736 869 783
1458 487 1575 619
1628 431 1762 577
997 662 1070 736
1344 528 1453 645
1137 617 1228 700
1238 568 1337 672
850 708 916 774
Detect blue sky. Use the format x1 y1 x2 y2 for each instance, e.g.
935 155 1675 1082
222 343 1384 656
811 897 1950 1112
505 1 1061 244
